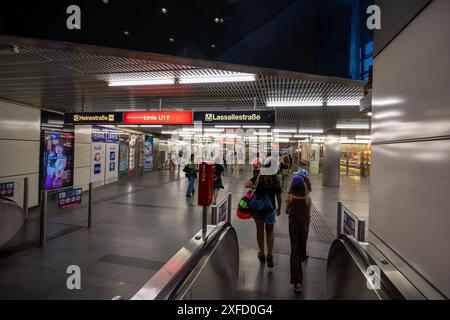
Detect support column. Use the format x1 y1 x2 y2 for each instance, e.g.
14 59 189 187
322 134 340 188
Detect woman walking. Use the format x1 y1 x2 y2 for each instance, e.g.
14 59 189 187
285 175 311 293
245 158 282 268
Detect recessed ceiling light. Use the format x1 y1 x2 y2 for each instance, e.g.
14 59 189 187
123 30 130 36
169 38 175 42
211 44 216 48
161 8 167 13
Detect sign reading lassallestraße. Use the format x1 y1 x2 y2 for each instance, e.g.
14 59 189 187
194 111 275 124
64 112 123 124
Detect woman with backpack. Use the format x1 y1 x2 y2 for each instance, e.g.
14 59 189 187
244 158 282 268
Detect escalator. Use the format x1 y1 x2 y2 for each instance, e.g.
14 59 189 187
131 222 240 300
327 235 425 300
0 198 25 248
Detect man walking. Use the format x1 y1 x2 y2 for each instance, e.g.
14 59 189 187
184 153 198 198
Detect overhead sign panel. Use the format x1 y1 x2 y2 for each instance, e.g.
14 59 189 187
123 111 193 125
194 111 275 124
64 112 123 124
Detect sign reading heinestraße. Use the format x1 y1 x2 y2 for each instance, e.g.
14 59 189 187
194 111 275 124
64 112 123 124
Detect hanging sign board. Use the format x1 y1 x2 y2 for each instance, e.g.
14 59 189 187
123 111 193 125
194 111 275 124
64 112 123 124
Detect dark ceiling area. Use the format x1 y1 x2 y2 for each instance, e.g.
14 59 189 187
0 0 372 79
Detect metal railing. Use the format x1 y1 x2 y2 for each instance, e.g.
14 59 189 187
39 182 94 248
337 201 366 242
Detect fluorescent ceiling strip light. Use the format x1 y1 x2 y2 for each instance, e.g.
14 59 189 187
356 135 372 140
215 125 241 128
140 125 163 128
182 128 202 132
253 132 273 136
367 112 373 117
242 125 271 129
274 139 290 143
293 135 310 138
203 128 224 132
273 134 292 138
327 101 360 106
108 78 175 86
298 129 323 133
273 129 297 133
266 101 323 107
178 74 255 84
336 123 370 130
117 125 139 128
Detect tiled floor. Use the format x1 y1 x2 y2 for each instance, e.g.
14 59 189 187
0 169 369 300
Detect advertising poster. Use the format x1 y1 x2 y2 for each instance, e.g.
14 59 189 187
91 126 120 186
91 141 106 187
105 143 119 184
119 141 129 179
43 132 74 191
144 136 153 170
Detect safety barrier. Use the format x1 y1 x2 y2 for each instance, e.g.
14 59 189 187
39 182 93 247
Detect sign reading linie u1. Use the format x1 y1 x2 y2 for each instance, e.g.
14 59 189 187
64 112 123 124
194 111 275 124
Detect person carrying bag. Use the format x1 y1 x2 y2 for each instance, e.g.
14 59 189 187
243 158 282 268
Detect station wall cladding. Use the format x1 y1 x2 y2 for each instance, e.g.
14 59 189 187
0 100 41 207
371 0 450 298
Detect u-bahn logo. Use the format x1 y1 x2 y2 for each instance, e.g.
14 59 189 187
205 114 213 121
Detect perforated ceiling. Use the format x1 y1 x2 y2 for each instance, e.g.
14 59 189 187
0 36 369 131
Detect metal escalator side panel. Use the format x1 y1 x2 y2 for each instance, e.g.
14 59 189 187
0 199 25 248
327 237 389 300
172 226 240 300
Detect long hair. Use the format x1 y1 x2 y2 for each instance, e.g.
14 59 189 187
289 183 306 196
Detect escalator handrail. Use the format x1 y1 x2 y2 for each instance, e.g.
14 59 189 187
337 234 405 300
131 222 231 300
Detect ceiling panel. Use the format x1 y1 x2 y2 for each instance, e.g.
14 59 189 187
0 39 369 130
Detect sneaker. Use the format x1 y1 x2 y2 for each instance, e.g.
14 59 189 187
294 283 303 293
257 253 266 264
266 254 274 268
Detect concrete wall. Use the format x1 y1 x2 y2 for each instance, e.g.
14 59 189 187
370 0 450 298
0 99 41 207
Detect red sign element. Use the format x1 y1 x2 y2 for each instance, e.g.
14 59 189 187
123 111 193 125
198 162 215 207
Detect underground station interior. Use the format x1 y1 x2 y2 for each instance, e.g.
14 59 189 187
0 0 449 307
